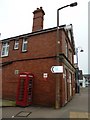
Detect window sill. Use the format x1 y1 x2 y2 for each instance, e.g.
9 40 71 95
14 48 19 50
1 55 9 58
22 50 28 53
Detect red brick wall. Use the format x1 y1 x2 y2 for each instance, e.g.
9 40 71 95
1 29 75 107
2 57 59 106
2 30 62 63
61 30 74 64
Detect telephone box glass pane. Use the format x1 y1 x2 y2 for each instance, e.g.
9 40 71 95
28 80 32 102
19 78 25 101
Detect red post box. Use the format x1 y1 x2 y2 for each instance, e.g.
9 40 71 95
16 72 34 107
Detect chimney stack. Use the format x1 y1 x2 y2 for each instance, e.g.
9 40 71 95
32 7 45 32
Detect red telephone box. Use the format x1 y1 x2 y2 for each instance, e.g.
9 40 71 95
16 72 34 107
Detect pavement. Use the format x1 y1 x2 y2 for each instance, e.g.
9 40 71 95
0 87 89 119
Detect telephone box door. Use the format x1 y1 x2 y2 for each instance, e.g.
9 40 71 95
16 72 34 107
28 78 33 104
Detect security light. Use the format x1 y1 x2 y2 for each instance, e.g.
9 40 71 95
80 49 84 52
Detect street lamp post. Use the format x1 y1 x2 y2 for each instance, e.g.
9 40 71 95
75 47 84 93
56 2 77 109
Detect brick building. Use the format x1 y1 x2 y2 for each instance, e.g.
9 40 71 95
0 7 76 107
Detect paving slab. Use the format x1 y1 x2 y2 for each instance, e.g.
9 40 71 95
1 87 89 119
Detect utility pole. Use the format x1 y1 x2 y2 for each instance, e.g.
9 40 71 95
55 2 77 109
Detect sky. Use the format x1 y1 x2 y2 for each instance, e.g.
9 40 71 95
0 0 88 74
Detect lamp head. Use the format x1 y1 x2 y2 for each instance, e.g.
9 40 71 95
70 2 78 7
80 49 84 52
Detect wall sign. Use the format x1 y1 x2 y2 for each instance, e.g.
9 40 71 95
43 73 48 78
15 70 19 75
51 66 63 73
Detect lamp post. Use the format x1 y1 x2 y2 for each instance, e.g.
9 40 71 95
75 47 84 93
56 2 77 109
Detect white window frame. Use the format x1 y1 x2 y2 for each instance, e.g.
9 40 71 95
68 30 71 41
64 69 68 103
69 72 72 97
70 51 73 63
65 40 68 57
69 49 73 63
22 38 28 52
1 42 9 57
14 40 19 50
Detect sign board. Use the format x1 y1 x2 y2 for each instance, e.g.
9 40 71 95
51 66 63 73
15 70 19 75
43 73 48 78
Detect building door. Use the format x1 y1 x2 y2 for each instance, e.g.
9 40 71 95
64 69 68 103
69 72 72 97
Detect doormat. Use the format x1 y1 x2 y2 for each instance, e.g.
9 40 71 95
14 111 32 117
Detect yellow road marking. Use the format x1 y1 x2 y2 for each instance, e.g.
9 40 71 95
70 112 89 118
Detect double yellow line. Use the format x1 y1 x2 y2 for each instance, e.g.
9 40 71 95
70 112 89 118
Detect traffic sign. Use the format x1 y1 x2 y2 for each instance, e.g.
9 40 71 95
51 66 63 73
